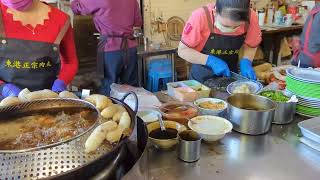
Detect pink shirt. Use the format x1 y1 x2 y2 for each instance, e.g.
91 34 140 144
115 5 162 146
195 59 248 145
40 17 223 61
181 4 262 52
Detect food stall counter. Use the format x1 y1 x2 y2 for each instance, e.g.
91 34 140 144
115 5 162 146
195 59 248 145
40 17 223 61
146 92 320 180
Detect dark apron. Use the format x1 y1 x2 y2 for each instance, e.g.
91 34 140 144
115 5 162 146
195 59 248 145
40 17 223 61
97 34 135 79
0 9 70 91
190 6 249 83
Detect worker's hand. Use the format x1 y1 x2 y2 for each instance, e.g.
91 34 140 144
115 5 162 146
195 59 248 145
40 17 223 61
240 58 257 80
206 55 231 77
133 27 143 38
52 79 67 93
1 83 21 97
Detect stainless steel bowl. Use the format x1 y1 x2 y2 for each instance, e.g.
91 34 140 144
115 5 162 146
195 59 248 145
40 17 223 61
273 101 296 124
227 94 277 135
260 91 296 125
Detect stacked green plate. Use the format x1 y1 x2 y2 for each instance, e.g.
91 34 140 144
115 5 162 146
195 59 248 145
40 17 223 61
286 77 320 98
297 105 320 117
286 68 320 117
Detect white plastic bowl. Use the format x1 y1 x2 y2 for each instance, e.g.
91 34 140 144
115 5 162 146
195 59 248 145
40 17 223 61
194 98 227 116
188 116 233 142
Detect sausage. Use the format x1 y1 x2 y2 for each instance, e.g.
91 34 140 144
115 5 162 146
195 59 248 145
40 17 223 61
119 112 131 130
85 94 112 110
85 121 118 153
18 88 31 102
101 104 118 119
26 89 59 101
0 97 21 106
59 91 79 99
254 63 272 73
106 126 124 143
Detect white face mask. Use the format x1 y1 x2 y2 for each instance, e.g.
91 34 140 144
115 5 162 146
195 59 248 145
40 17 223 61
214 20 238 33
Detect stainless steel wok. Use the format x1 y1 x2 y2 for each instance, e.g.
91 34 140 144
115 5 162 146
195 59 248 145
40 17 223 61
0 92 144 179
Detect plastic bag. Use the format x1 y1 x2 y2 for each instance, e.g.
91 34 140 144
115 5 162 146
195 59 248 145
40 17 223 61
110 84 161 111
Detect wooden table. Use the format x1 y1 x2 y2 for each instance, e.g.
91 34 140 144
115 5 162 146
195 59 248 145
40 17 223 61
137 46 177 88
261 25 303 65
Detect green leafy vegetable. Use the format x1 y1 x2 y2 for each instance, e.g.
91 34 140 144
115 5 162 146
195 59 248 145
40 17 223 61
260 91 289 102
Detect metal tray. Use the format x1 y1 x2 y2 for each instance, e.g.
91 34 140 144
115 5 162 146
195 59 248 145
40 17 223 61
0 92 139 179
230 71 249 81
298 117 320 143
203 72 248 92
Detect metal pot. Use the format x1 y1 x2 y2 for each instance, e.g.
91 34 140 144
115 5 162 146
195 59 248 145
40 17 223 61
259 90 297 125
273 101 296 125
227 94 277 135
269 91 297 125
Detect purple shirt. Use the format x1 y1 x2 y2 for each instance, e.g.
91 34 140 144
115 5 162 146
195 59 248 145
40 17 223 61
71 0 142 52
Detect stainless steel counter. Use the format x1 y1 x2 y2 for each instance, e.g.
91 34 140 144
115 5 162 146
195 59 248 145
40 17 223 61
147 115 320 180
146 92 320 180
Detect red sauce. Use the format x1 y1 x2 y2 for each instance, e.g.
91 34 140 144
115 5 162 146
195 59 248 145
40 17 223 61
161 104 198 126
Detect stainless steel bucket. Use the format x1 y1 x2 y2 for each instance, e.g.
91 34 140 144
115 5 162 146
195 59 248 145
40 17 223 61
271 91 297 125
273 101 296 124
177 130 201 162
227 94 277 135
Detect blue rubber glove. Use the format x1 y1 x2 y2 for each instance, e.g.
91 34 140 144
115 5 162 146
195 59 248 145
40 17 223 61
1 83 21 97
52 79 67 93
240 58 257 80
206 55 231 77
